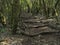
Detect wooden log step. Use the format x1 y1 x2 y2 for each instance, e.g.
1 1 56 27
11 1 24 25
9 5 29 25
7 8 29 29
23 23 48 28
40 19 54 23
18 26 59 36
24 19 41 23
23 19 54 23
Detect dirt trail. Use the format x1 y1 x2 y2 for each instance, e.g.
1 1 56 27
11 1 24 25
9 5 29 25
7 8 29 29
0 13 60 45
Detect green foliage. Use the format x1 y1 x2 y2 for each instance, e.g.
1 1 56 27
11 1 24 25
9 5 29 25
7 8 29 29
0 27 6 33
0 0 60 34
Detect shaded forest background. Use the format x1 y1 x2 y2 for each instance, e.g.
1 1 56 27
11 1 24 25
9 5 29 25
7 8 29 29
0 0 60 34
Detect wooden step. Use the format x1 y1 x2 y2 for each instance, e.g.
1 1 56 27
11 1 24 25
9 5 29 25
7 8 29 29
23 23 48 28
18 26 59 36
24 19 41 23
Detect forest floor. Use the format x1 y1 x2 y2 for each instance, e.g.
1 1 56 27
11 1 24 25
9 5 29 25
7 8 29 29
0 25 60 45
0 31 60 45
0 13 60 45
